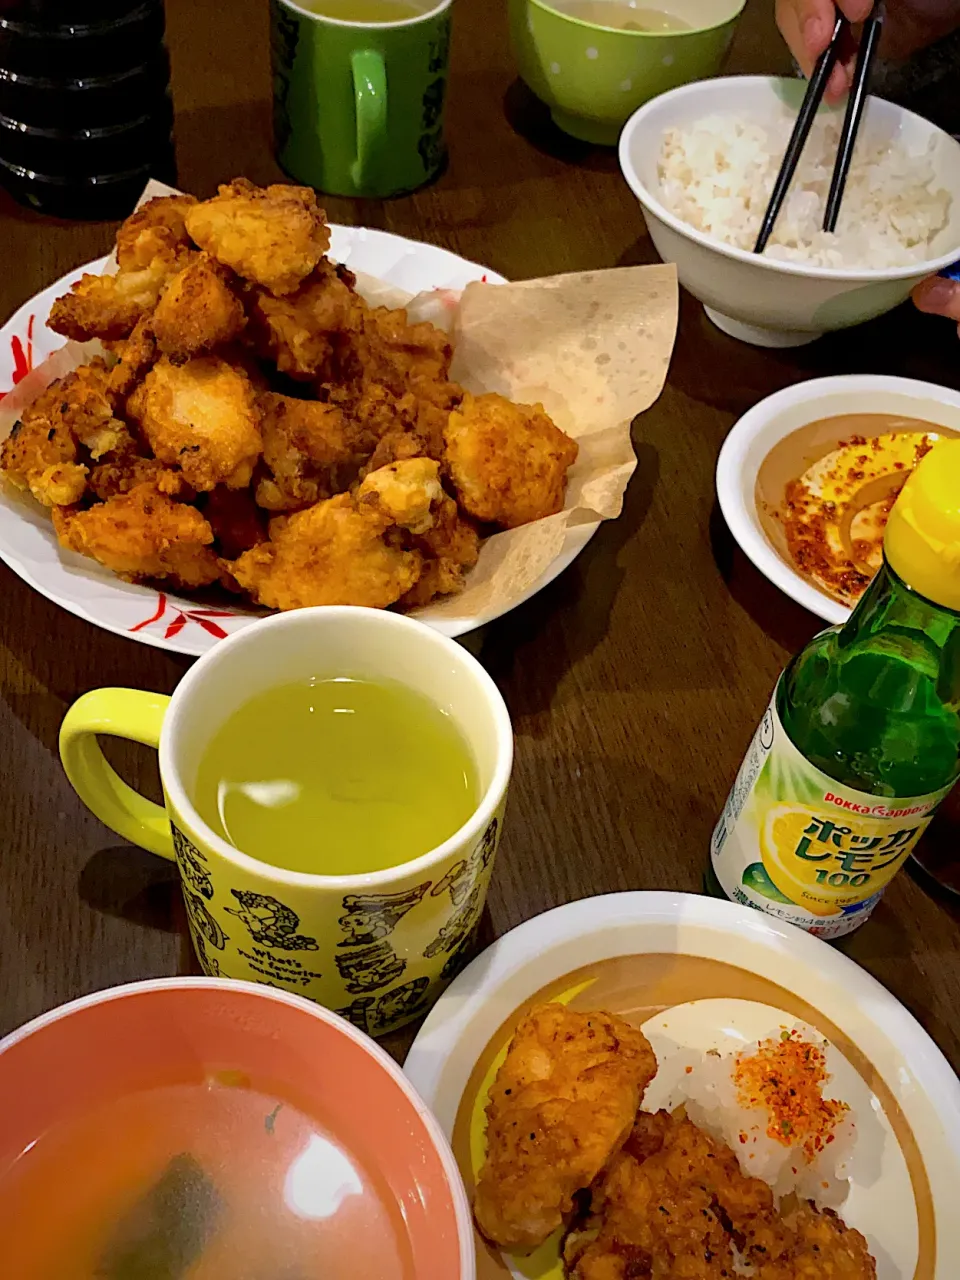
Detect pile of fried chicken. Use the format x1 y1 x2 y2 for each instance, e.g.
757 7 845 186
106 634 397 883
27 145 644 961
0 180 578 611
474 1004 877 1279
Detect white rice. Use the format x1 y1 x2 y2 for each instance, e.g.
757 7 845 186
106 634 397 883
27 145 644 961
657 1032 858 1208
657 107 951 269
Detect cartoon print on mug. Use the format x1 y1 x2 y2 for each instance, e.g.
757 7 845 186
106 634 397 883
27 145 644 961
335 995 376 1033
369 976 431 1035
269 0 300 155
224 889 319 951
424 882 483 959
430 816 500 906
335 940 406 994
335 976 432 1035
337 882 431 948
440 921 481 983
417 22 451 177
171 824 214 900
183 889 229 977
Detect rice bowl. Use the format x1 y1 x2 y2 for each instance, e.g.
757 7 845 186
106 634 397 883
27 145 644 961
619 76 960 347
659 108 951 269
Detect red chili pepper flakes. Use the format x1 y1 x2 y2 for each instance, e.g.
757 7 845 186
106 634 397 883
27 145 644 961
733 1029 848 1162
779 432 935 606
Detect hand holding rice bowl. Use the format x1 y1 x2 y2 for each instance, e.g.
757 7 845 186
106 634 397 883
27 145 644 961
619 77 960 347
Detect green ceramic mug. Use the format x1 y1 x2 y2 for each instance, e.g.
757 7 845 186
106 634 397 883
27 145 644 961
271 0 453 197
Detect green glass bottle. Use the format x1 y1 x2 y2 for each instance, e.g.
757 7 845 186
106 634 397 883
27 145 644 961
711 439 960 938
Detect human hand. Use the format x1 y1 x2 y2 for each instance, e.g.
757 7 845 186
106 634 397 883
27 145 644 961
912 275 960 337
775 0 874 101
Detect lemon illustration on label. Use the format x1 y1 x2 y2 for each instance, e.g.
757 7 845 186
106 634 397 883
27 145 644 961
713 682 951 939
760 804 843 916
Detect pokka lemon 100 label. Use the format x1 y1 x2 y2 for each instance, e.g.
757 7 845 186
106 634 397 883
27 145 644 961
711 684 951 938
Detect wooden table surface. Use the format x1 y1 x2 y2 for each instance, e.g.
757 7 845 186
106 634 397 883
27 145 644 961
1 0 958 1071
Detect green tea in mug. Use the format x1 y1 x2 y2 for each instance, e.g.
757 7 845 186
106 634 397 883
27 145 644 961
297 0 425 20
193 677 479 876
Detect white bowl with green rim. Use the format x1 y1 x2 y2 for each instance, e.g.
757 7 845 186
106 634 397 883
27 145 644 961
508 0 746 145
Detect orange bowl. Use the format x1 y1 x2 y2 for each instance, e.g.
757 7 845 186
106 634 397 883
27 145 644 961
0 978 474 1280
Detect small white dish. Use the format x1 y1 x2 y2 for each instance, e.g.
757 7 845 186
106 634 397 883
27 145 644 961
618 76 960 347
715 374 960 623
404 891 960 1280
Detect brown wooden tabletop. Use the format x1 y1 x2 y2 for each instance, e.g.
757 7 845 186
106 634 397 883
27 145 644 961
1 0 958 1070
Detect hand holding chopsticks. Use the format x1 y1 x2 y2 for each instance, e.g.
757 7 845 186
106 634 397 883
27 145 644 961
755 1 886 254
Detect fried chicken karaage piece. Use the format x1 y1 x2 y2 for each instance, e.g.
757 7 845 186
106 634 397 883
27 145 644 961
115 194 197 272
564 1111 752 1280
337 376 462 475
755 1203 878 1280
49 196 197 343
473 1004 658 1254
1 413 86 507
398 496 480 609
185 178 330 296
201 484 266 559
445 392 578 529
564 1111 876 1280
255 390 363 512
231 490 422 611
127 355 262 491
107 313 158 399
53 482 221 588
248 260 363 380
339 304 454 396
48 260 173 343
356 457 443 534
151 254 246 361
1 359 134 506
88 453 185 502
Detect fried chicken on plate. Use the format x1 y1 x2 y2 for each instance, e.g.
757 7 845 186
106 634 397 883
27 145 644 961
1 359 133 507
255 390 364 512
49 195 198 344
232 489 422 611
248 259 363 380
53 482 220 589
184 178 330 296
473 1004 658 1254
115 193 197 271
339 304 455 395
126 355 262 492
150 253 246 361
445 392 579 529
356 457 443 534
398 496 479 609
564 1110 876 1280
2 175 583 616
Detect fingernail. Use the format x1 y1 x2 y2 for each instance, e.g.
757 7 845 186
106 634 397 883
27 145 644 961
915 279 955 309
802 14 822 49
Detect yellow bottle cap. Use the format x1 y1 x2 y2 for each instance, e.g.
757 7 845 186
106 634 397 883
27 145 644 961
885 437 960 611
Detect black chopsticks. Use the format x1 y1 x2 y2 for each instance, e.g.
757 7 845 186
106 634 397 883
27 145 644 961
754 2 886 255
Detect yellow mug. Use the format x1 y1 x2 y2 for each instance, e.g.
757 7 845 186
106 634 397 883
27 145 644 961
59 607 513 1035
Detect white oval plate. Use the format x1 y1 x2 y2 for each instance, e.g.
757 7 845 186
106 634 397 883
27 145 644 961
404 891 960 1280
0 228 597 655
716 375 960 625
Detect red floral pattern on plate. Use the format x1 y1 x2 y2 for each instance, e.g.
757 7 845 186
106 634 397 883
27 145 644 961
0 315 35 400
129 592 241 641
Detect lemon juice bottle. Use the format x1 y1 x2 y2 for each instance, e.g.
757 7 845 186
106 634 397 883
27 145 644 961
711 439 960 938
